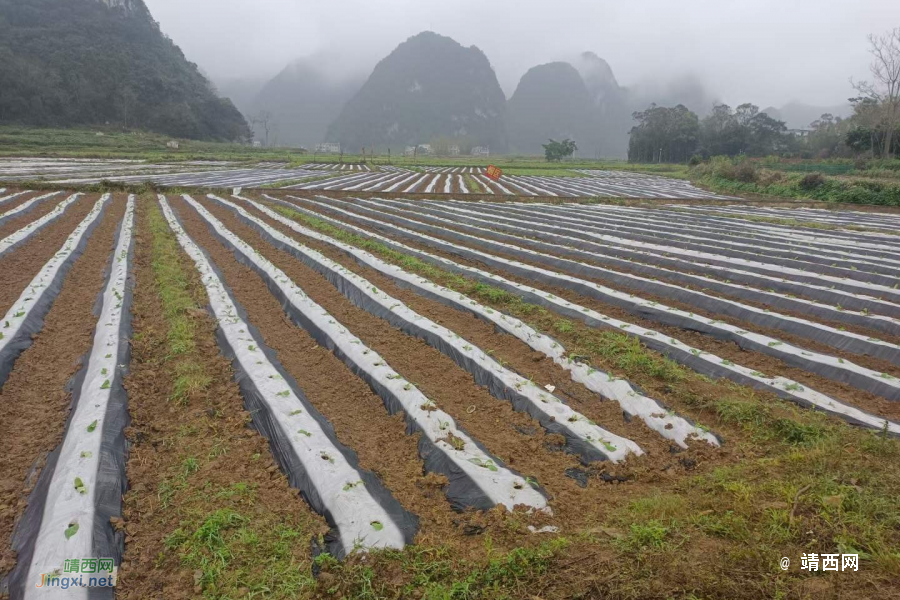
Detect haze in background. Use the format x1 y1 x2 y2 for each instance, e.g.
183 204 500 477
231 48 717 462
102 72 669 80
145 0 895 109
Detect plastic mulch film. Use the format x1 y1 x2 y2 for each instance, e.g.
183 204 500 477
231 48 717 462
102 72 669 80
0 192 62 228
343 197 900 402
429 199 900 326
243 194 718 449
199 195 640 463
175 195 550 512
378 199 900 355
160 196 418 557
0 194 107 391
8 196 132 600
0 193 84 260
282 195 900 437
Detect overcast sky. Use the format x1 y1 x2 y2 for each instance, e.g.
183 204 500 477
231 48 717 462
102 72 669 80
144 0 898 109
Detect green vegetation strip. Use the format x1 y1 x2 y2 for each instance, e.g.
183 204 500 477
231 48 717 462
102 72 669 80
148 202 210 401
690 157 900 206
462 174 483 194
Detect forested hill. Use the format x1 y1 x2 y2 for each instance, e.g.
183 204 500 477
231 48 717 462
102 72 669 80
0 0 250 141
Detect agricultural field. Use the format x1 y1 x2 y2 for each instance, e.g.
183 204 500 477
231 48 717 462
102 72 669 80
0 186 898 600
0 157 734 199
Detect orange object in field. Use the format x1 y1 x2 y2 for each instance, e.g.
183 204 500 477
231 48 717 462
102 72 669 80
485 165 503 181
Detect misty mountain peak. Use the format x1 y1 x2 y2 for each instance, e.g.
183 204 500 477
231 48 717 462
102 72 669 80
325 31 508 152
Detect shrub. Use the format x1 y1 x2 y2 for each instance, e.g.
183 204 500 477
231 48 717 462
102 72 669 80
688 155 703 166
799 173 826 190
733 161 759 183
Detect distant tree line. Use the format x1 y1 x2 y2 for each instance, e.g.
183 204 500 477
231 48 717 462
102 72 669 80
628 103 791 163
628 27 900 163
0 0 250 141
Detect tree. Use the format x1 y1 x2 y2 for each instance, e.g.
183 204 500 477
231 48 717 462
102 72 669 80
628 104 700 163
543 138 578 162
852 27 900 158
696 103 789 157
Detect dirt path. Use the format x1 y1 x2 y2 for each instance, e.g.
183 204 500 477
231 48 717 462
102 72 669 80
0 195 125 580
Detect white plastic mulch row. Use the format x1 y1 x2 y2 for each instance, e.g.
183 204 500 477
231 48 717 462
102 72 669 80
0 195 108 388
249 193 719 449
0 191 61 226
486 202 899 318
613 204 900 256
387 198 900 355
350 197 900 400
672 205 900 242
207 194 644 461
0 193 85 259
420 199 900 334
475 200 900 303
545 204 900 286
177 194 549 512
0 189 30 206
20 197 134 600
550 204 900 276
159 196 414 556
282 195 900 435
511 202 900 287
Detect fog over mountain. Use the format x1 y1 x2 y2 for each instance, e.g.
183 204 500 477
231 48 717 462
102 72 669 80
147 0 894 108
22 0 889 150
325 32 508 154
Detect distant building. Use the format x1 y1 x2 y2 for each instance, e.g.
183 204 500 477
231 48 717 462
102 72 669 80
316 142 341 154
471 146 490 157
448 144 460 156
788 129 812 138
166 141 180 149
252 141 262 148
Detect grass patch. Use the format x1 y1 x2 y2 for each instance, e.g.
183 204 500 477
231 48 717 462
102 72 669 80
164 503 317 598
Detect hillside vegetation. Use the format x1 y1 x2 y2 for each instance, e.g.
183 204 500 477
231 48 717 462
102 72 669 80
0 0 250 141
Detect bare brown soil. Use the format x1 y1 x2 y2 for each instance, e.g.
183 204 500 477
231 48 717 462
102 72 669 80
0 193 65 240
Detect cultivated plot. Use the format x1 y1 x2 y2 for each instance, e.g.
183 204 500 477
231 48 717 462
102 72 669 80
0 189 897 599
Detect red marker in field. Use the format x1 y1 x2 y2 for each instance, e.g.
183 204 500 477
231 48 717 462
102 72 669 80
485 165 503 181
